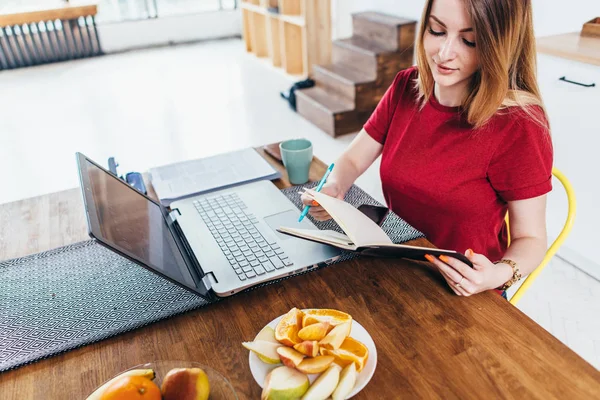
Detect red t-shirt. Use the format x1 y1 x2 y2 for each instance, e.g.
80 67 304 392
364 67 553 262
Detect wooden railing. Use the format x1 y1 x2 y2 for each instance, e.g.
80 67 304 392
0 2 101 70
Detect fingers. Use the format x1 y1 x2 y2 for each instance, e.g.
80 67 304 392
425 255 474 296
425 255 464 284
438 270 462 296
300 192 315 206
465 249 488 270
438 268 469 296
309 209 332 221
438 254 479 282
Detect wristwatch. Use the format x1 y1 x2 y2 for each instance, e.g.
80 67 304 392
494 259 522 290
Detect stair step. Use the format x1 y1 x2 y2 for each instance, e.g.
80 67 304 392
332 37 390 80
352 12 416 51
296 87 373 137
354 11 416 27
297 86 354 114
335 36 392 56
312 64 373 102
314 63 374 85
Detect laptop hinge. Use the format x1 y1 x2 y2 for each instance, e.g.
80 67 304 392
167 208 181 225
202 272 217 290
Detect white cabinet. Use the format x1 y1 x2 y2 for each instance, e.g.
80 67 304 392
537 53 600 278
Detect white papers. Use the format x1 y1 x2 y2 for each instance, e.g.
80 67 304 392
150 148 280 206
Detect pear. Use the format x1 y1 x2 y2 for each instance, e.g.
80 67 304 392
301 364 341 400
331 363 357 400
262 366 310 400
242 340 282 364
255 326 279 344
161 368 210 400
86 369 155 400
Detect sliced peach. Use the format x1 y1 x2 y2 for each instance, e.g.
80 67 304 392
275 308 304 347
293 340 319 358
298 321 330 341
296 356 335 374
318 321 352 351
277 346 305 368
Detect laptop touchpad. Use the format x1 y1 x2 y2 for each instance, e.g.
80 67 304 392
264 210 315 240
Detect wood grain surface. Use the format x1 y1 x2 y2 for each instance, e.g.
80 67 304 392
537 32 600 67
0 147 599 399
0 2 98 27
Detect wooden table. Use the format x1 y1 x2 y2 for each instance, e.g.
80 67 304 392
0 148 599 399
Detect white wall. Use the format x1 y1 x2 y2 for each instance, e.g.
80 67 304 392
98 10 241 53
332 0 600 40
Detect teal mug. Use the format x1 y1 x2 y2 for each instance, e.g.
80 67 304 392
280 139 313 185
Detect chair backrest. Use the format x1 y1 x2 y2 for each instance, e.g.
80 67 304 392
507 167 577 305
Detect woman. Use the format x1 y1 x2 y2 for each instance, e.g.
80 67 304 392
301 0 553 297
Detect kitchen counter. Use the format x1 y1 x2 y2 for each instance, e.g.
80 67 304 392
537 32 600 67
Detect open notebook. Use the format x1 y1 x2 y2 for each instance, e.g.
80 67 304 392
277 189 473 267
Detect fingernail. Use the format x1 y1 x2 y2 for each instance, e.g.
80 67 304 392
311 200 319 206
439 255 450 263
424 254 434 262
466 249 473 257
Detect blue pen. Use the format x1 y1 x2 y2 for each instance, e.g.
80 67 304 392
298 163 335 222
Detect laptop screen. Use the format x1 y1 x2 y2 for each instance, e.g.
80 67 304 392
83 158 199 290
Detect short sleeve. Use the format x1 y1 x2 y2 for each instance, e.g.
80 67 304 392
364 67 415 144
487 108 554 201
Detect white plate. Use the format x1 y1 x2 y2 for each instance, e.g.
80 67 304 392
248 313 378 399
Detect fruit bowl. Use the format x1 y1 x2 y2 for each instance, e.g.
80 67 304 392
88 360 238 399
245 309 378 399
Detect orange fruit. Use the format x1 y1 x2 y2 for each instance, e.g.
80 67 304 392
275 307 304 346
101 375 162 400
320 337 369 372
302 309 352 328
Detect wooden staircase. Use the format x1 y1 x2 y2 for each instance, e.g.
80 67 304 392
295 12 417 137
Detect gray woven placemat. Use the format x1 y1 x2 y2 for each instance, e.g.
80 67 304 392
0 184 423 372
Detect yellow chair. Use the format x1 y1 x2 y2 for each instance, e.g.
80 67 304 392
505 167 576 305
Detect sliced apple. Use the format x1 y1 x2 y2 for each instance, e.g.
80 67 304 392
242 340 282 364
296 356 335 375
331 363 357 400
298 322 330 341
277 346 305 368
261 366 309 400
255 326 279 344
301 364 341 400
318 321 351 350
293 341 319 358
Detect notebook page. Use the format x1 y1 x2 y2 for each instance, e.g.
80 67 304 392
277 227 357 250
306 190 392 246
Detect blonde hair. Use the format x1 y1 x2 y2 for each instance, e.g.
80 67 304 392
415 0 548 129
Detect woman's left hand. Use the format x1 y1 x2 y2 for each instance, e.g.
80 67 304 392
425 250 511 296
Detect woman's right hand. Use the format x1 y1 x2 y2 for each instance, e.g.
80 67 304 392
300 182 344 221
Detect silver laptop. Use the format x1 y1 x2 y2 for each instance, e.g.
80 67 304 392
76 153 342 300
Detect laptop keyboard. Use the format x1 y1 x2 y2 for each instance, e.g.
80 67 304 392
193 193 294 281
